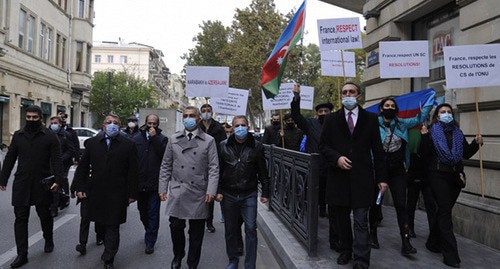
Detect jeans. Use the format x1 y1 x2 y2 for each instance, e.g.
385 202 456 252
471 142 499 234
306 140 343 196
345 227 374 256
222 191 258 269
137 190 161 247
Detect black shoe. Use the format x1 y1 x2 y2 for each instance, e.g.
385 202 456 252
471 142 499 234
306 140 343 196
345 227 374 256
104 262 114 269
96 239 104 246
76 244 87 255
10 255 28 268
145 246 154 254
337 252 352 265
207 224 216 233
444 260 460 268
401 234 417 255
44 240 54 253
171 256 182 269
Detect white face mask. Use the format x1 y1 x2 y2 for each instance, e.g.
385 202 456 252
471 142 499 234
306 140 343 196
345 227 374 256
201 112 212 121
128 122 136 128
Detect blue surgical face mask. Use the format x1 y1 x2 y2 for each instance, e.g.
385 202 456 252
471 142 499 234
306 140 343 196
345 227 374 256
439 112 453 124
183 118 197 130
234 126 248 140
50 124 61 132
105 123 120 137
201 112 212 121
342 96 358 110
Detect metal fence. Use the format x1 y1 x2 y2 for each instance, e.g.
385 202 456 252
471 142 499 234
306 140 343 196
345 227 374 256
264 144 319 257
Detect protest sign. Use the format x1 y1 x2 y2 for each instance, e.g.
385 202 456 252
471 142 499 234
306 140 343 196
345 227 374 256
379 41 430 78
443 44 500 88
211 88 248 116
185 66 229 97
262 83 314 110
317 17 362 51
320 50 356 77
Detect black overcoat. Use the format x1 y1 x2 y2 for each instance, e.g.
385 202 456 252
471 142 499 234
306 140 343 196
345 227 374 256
319 107 387 208
0 127 65 206
73 133 138 225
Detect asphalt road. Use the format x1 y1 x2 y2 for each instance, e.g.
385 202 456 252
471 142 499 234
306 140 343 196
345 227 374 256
0 165 280 269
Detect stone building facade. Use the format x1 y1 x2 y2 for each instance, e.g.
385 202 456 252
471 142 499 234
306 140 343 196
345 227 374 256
321 0 500 249
0 0 94 145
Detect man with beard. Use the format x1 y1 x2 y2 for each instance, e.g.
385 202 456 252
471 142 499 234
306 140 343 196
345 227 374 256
278 113 304 151
291 84 336 238
133 114 168 254
0 105 65 268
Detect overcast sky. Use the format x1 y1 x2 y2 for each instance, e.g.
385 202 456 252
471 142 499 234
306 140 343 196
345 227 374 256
93 0 365 75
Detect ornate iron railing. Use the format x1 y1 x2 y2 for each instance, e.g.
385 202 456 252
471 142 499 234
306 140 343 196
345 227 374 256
264 144 319 257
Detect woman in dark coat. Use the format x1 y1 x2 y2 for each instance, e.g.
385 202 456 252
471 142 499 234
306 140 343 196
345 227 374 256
420 103 482 268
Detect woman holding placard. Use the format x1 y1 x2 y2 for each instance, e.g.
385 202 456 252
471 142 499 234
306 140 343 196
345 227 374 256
419 103 482 268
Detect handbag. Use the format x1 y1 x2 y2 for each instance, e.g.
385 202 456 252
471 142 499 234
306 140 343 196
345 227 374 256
40 175 56 191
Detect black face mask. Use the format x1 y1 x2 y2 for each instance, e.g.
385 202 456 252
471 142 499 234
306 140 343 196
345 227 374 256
25 120 42 132
272 121 280 126
381 108 397 120
318 115 326 124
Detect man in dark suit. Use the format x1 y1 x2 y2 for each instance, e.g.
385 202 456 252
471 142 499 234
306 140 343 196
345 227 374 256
319 82 388 269
133 114 168 254
0 105 65 268
73 114 138 269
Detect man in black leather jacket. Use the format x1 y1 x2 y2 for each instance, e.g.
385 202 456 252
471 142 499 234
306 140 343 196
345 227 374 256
216 115 270 269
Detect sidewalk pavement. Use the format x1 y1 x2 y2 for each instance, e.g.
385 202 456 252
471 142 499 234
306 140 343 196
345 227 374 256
258 203 500 269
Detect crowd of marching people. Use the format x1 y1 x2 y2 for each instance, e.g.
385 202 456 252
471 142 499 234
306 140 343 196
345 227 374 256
0 82 482 269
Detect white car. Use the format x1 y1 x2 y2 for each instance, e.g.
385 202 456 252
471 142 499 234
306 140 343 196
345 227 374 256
73 127 100 150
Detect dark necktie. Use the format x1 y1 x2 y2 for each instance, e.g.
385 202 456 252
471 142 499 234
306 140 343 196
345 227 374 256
188 133 193 141
347 112 354 134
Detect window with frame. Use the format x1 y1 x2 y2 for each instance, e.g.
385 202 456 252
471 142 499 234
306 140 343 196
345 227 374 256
88 0 94 20
0 0 5 29
120 55 127 64
107 55 114 63
86 44 91 73
27 15 35 53
56 34 61 66
76 41 83 71
39 23 45 57
18 9 26 48
95 54 101 63
47 28 53 61
78 0 85 18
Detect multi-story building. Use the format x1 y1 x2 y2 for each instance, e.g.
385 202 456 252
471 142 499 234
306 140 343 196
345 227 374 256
92 41 186 110
0 0 94 145
321 0 500 249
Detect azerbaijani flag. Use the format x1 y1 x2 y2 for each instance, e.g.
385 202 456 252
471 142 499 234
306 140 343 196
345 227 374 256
365 88 436 119
261 0 306 99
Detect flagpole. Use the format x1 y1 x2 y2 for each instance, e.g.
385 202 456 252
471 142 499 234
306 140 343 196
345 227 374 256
280 110 285 148
474 87 485 198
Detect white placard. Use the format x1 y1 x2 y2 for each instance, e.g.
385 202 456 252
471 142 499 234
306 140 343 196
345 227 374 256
444 44 500 89
317 17 362 51
320 50 356 77
262 83 314 111
379 41 430 78
185 66 229 97
211 88 249 116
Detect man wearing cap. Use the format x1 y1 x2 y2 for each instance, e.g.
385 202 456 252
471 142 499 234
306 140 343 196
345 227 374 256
123 116 140 140
291 84 338 247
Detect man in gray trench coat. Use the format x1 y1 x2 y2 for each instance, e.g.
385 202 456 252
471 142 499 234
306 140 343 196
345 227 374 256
159 106 219 269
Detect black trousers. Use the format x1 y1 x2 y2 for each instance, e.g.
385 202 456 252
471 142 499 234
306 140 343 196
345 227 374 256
169 217 205 268
78 198 105 244
14 205 53 256
319 175 327 210
206 201 215 226
334 206 370 267
427 171 462 264
387 170 410 233
101 224 120 264
406 179 438 233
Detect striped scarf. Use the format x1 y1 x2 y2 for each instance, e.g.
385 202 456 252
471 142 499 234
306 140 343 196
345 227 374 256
430 121 464 166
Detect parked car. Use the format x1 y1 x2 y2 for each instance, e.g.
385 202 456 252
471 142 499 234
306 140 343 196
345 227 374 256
73 127 100 151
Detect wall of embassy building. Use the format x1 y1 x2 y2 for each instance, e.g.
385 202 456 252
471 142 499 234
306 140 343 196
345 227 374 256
361 0 500 249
